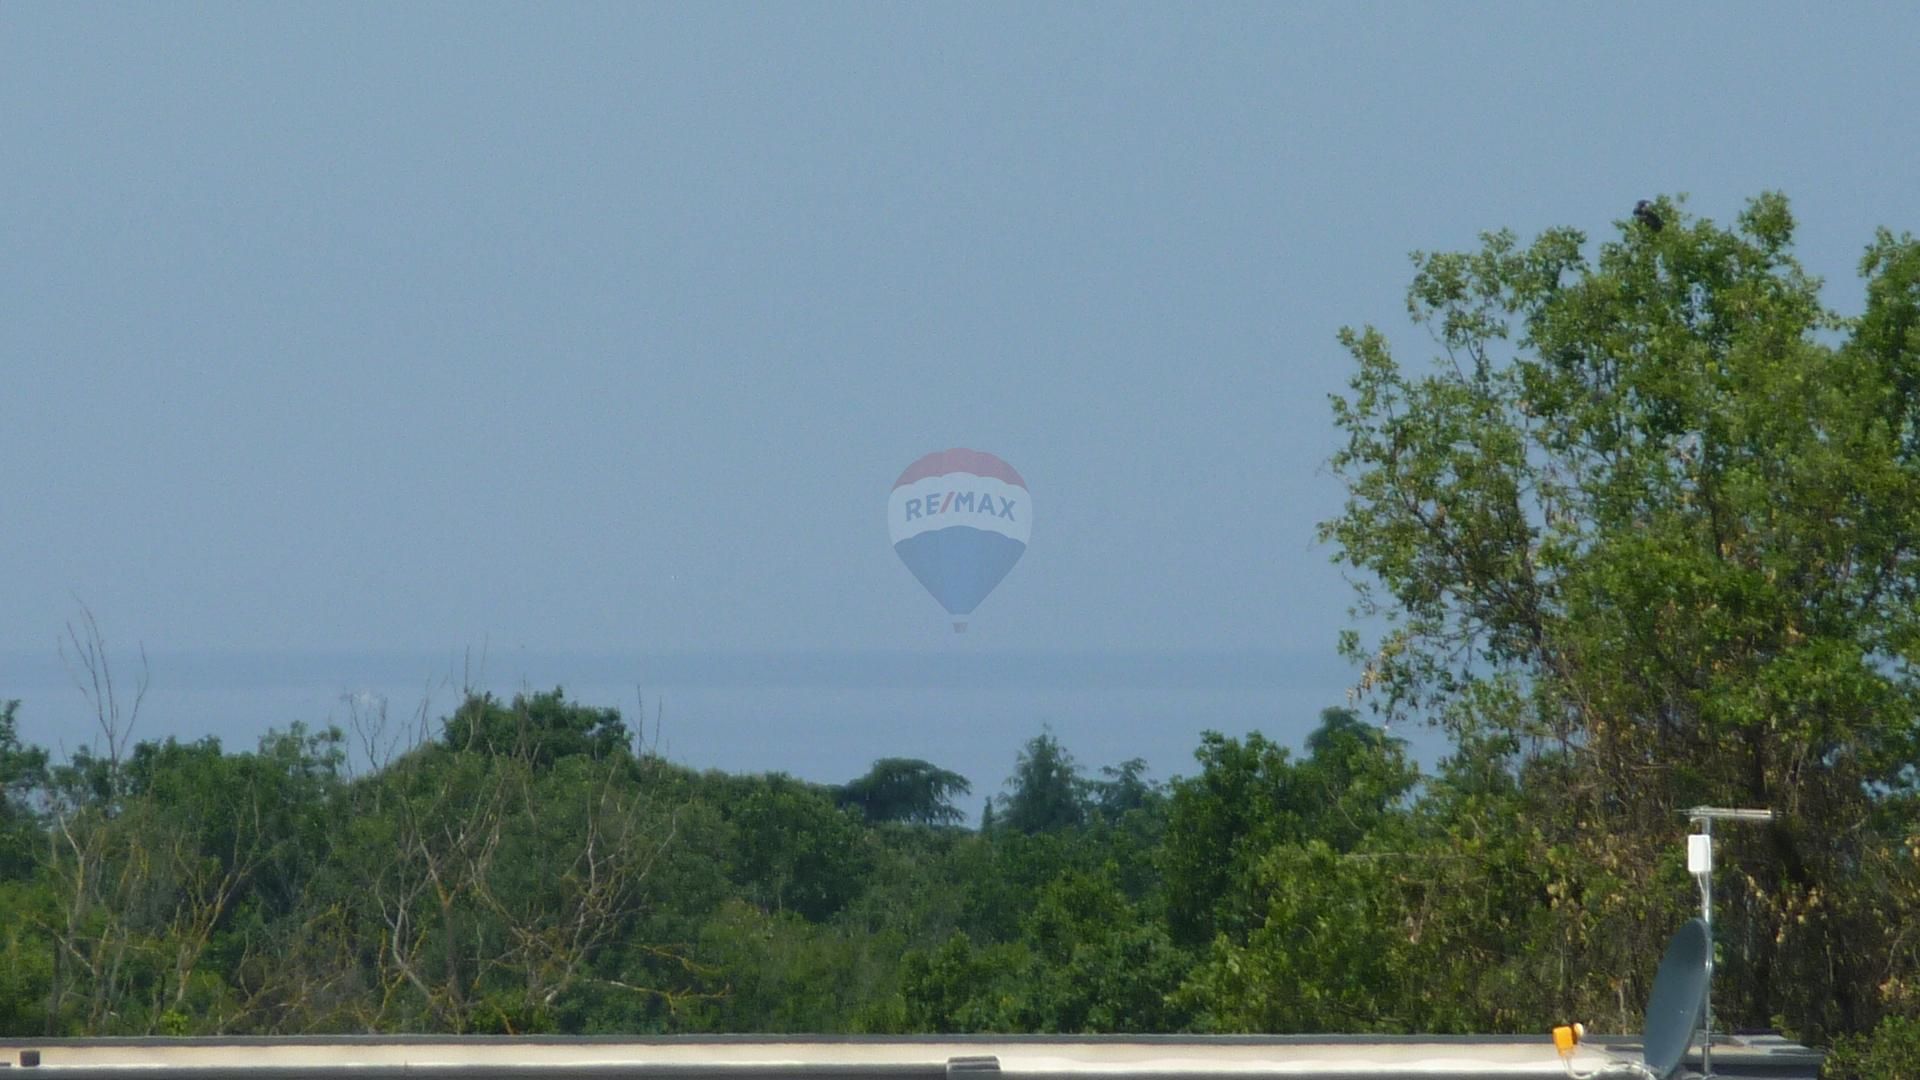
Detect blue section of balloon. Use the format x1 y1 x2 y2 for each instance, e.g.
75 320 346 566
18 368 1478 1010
892 527 1026 616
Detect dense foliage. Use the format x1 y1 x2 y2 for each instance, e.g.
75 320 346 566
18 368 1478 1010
0 689 1426 1036
4 196 1916 1072
1322 193 1920 1065
0 683 1895 1052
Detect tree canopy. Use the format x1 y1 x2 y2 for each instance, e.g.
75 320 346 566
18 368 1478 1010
836 758 971 826
1323 192 1920 1041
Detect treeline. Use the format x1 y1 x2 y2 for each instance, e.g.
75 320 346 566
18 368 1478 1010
0 684 1902 1057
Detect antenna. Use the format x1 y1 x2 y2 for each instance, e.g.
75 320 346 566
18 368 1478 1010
1641 918 1711 1080
1684 806 1775 1078
1554 818 1779 1080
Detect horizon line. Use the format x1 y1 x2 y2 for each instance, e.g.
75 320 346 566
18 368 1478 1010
0 646 1355 693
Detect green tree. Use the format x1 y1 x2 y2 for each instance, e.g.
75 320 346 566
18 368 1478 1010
1000 732 1085 835
0 701 53 1034
901 868 1191 1033
1825 1016 1920 1080
442 689 630 767
1013 869 1191 1032
1321 192 1920 1040
717 773 870 922
1162 730 1302 947
1162 710 1414 949
836 758 971 826
316 694 697 1034
1088 758 1159 823
0 701 47 878
1180 735 1561 1036
899 931 1028 1032
1295 708 1418 851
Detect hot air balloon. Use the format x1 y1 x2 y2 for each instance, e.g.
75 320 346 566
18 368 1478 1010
888 449 1030 632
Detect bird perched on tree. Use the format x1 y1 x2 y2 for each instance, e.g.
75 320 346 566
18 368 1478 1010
1634 199 1664 232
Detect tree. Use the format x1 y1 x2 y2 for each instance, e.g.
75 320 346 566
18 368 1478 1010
1162 710 1414 949
1826 1016 1920 1080
442 689 630 767
327 691 694 1033
1295 708 1417 851
1321 192 1920 1039
0 701 47 878
718 773 869 922
900 868 1191 1034
999 732 1085 835
0 701 53 1034
1088 758 1159 823
1162 730 1301 947
836 759 971 827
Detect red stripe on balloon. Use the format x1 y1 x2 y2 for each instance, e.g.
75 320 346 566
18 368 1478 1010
893 448 1027 489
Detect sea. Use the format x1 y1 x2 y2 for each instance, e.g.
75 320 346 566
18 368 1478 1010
0 649 1450 813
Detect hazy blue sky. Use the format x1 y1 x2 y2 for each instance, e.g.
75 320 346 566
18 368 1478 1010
5 6 1919 786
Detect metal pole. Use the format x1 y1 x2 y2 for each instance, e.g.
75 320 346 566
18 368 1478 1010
1683 807 1773 1080
1699 818 1713 1080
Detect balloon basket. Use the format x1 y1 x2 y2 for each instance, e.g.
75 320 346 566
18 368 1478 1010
952 620 967 633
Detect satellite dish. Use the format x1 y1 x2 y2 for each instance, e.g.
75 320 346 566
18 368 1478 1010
1641 918 1710 1080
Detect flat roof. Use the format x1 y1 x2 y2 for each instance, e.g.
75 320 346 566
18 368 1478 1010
0 1034 1822 1080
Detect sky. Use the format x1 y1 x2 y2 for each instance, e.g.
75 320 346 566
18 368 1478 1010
4 5 1920 790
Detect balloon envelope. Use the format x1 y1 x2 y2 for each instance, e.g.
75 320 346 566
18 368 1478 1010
888 449 1030 621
